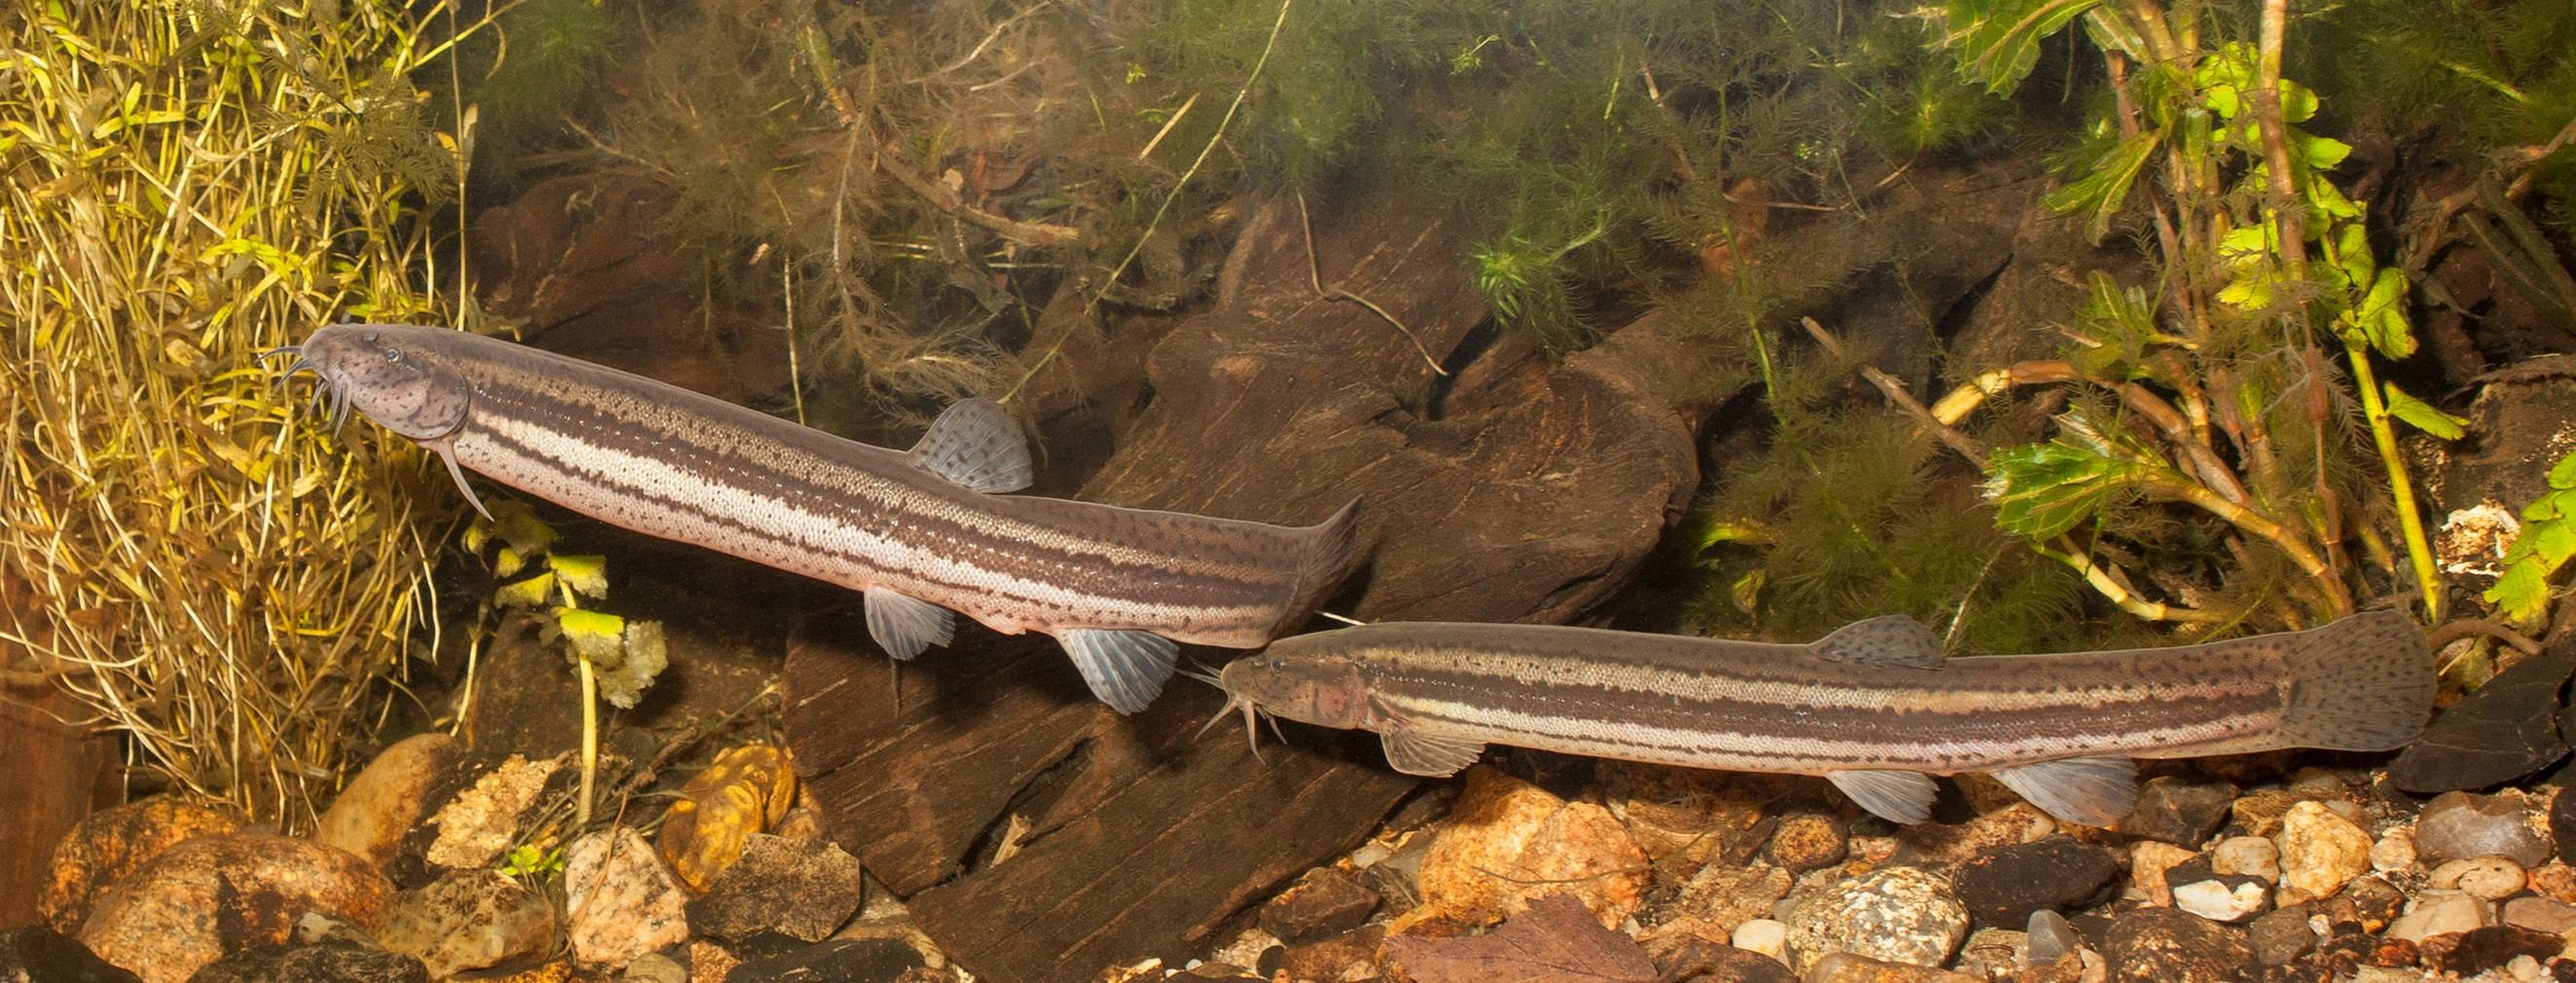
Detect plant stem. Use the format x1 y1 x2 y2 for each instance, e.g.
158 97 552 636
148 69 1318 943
576 651 598 825
2343 345 2444 620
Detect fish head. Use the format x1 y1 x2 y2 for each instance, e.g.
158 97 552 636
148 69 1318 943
283 323 473 441
1217 650 1373 730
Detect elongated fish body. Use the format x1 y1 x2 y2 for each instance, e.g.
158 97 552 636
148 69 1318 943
283 323 1358 712
1214 611 2431 825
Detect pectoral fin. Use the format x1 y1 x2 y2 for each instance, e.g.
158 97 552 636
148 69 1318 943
863 587 955 660
907 397 1033 493
427 439 495 522
1058 628 1179 714
1825 769 1939 824
1380 724 1485 777
1993 756 2138 827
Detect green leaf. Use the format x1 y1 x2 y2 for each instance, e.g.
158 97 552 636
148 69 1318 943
2484 454 2576 626
2217 225 2282 309
2067 271 2163 379
2042 131 2158 243
555 606 625 642
495 572 554 608
1983 442 2138 540
547 554 609 599
2549 453 2576 491
2485 563 2551 625
2344 268 2416 360
1933 0 2109 93
2382 382 2467 439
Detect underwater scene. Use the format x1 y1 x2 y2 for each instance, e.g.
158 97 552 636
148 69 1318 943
5 0 2576 980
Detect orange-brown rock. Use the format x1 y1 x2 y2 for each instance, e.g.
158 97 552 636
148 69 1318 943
655 744 795 892
1407 767 1648 929
77 831 391 983
39 796 245 934
316 733 464 872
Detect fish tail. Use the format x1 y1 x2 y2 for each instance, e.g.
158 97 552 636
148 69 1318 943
2276 608 2434 751
1276 499 1364 636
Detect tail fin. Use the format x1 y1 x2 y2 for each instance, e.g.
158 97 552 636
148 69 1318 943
2278 608 2435 751
1276 499 1364 636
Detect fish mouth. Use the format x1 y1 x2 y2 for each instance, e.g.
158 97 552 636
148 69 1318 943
261 345 359 432
1182 665 1286 761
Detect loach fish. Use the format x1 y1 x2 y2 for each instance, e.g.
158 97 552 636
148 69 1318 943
277 323 1358 713
1205 610 2431 825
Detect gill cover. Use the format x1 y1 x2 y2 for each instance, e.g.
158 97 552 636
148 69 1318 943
294 324 490 519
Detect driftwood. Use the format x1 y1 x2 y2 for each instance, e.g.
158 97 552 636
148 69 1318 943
786 190 1724 983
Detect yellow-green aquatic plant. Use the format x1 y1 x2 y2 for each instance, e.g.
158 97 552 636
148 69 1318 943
0 0 474 827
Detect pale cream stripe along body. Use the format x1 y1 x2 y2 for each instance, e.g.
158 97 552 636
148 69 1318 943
1212 610 2431 825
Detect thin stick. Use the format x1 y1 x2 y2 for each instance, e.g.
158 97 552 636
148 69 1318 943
1301 192 1447 377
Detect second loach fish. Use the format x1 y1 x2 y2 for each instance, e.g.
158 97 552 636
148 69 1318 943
1207 610 2431 825
278 323 1358 713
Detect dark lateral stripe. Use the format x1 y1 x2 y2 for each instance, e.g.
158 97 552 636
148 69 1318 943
470 362 1308 594
462 409 1289 632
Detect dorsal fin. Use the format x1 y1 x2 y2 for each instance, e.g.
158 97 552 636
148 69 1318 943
1812 614 1945 669
907 397 1032 493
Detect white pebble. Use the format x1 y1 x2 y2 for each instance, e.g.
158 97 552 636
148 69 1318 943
2173 879 2267 923
1733 918 1789 965
2509 954 2544 981
2369 827 2417 873
2212 836 2282 883
2428 855 2528 902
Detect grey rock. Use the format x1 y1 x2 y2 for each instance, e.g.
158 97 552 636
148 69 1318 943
2245 906 2317 965
2119 777 2236 847
1948 839 2121 928
2415 791 2551 866
2025 910 2079 965
686 833 865 943
2502 895 2576 934
2102 906 2253 983
1781 866 1968 972
184 940 426 983
0 927 140 983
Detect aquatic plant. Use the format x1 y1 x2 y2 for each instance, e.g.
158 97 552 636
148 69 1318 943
0 1 472 825
1908 0 2461 628
2484 453 2576 628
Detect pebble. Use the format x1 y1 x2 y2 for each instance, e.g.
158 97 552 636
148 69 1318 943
2129 841 2198 907
1658 941 1793 983
315 734 463 875
2552 788 2576 862
2025 911 2079 965
2244 906 2315 965
0 926 138 983
2101 907 2252 983
2385 891 2491 943
562 825 690 969
655 744 796 892
2274 801 2373 904
374 869 556 978
2527 861 2576 903
2118 777 2236 848
423 754 566 872
2429 925 2564 975
2369 827 2417 874
2230 788 2358 838
1414 768 1648 927
1734 918 1789 963
2415 791 2551 866
1768 814 1850 874
185 939 427 983
1799 953 1980 983
2172 879 2269 924
78 832 391 983
2501 895 2576 934
620 952 687 983
38 796 246 935
1780 866 1968 972
1952 928 2025 979
1275 925 1382 983
685 833 865 942
2211 836 2282 883
1676 862 1794 931
1950 839 2121 928
1258 868 1380 944
2427 855 2528 902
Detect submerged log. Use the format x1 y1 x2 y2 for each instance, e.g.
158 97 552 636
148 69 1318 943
786 190 1724 983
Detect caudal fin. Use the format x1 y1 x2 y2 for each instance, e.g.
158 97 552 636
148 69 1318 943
1276 499 1364 635
2278 608 2434 751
